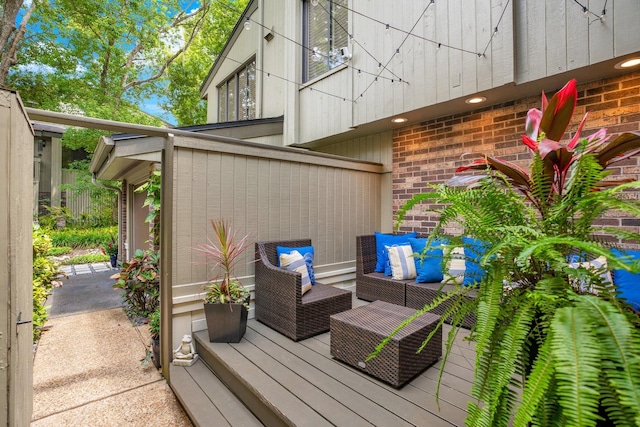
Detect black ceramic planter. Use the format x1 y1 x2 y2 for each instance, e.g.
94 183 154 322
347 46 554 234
203 298 249 343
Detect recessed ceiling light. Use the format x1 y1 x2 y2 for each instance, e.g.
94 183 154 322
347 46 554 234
465 96 486 104
615 58 640 69
391 117 407 123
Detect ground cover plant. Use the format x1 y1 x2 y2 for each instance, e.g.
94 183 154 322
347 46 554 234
47 225 117 249
32 226 64 343
60 253 109 265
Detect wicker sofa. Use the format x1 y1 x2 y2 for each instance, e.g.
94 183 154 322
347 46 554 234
356 234 477 329
254 239 353 341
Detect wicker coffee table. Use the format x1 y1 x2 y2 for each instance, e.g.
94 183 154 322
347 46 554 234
330 300 442 388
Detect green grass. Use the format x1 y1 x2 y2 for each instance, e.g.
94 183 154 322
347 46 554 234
48 226 117 249
61 254 110 265
46 246 73 256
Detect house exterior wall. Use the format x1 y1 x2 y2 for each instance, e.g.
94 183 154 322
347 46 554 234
203 0 640 150
169 135 384 349
391 72 640 241
515 0 640 83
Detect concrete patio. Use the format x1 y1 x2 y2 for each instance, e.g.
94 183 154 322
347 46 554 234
31 271 191 426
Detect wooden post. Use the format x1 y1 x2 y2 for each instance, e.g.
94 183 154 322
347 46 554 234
0 89 35 426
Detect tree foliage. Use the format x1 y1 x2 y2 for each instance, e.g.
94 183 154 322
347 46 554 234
0 0 35 86
163 0 248 125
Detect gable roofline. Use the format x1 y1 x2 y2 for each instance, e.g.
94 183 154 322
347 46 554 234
200 0 257 99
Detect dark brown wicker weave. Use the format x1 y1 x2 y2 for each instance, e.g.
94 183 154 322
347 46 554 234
357 234 477 329
406 282 477 329
356 235 408 305
254 239 352 341
330 300 442 388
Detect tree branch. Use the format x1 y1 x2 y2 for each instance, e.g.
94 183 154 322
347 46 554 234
121 0 211 93
0 0 35 86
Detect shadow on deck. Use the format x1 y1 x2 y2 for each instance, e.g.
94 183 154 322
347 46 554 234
170 297 476 427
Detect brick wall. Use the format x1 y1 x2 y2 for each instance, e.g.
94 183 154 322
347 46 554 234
393 71 640 242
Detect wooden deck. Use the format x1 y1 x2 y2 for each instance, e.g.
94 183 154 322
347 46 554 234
173 298 476 427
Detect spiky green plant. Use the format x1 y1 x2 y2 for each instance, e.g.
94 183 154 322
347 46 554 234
194 219 252 308
392 80 640 427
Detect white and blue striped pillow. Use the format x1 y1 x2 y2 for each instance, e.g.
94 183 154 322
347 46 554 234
386 245 417 280
279 250 312 295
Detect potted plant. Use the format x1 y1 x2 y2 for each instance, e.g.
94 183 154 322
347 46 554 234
195 219 252 343
392 80 640 426
103 234 118 267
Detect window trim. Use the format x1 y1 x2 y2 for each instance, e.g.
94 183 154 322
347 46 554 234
302 0 348 83
217 57 256 122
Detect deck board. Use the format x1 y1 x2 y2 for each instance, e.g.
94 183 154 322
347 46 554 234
190 298 478 427
170 361 262 427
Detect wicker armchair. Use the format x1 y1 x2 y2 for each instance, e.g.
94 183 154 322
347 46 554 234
254 239 352 341
356 235 408 306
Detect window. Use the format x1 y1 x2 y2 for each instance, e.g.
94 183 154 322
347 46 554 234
303 0 348 82
218 59 256 122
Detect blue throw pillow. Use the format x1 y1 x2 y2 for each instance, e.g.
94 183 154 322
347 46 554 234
462 237 489 286
408 237 445 283
277 245 316 285
611 248 640 311
374 232 418 274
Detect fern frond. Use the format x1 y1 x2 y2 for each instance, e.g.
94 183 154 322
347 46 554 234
550 305 602 426
394 190 440 230
579 296 640 425
514 339 554 426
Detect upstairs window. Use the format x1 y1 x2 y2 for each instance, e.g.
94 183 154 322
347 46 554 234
218 58 256 122
303 0 348 82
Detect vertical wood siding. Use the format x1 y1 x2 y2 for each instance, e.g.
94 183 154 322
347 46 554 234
172 145 382 288
0 90 34 426
515 0 640 83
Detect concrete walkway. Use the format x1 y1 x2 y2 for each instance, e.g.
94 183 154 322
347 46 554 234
32 271 192 426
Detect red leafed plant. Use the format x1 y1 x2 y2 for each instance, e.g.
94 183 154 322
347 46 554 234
457 79 640 216
194 219 252 307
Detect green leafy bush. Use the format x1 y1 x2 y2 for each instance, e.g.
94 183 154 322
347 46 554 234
46 246 72 256
61 254 109 265
113 249 160 318
33 227 65 343
48 226 117 248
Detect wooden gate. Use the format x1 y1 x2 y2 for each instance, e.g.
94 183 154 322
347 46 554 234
0 90 34 425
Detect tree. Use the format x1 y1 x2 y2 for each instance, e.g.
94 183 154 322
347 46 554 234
0 0 36 86
163 0 248 126
7 0 214 136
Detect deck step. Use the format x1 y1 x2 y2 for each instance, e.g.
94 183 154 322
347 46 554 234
169 360 262 427
194 330 332 427
190 318 473 427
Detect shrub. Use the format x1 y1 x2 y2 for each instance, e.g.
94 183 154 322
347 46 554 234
46 246 72 256
113 249 160 318
48 226 117 248
33 227 65 343
61 254 109 265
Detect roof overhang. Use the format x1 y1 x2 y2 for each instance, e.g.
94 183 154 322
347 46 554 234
90 135 163 181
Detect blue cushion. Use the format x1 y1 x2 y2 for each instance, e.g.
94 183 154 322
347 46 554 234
462 237 489 286
277 245 316 285
374 232 417 274
611 248 640 310
408 237 444 283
